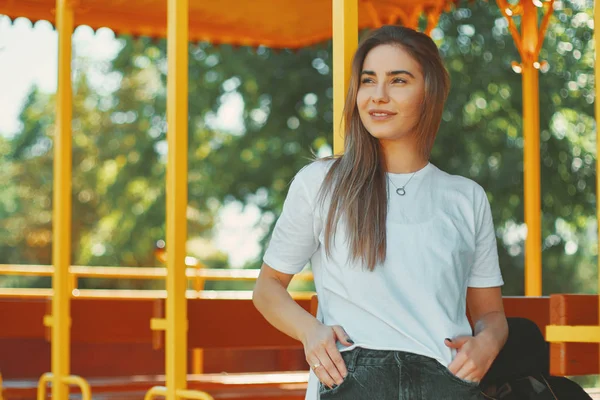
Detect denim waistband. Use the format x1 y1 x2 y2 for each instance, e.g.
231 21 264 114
341 347 440 371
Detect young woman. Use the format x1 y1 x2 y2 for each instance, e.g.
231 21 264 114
253 25 508 399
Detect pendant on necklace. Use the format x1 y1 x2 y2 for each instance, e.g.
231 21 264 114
396 188 406 196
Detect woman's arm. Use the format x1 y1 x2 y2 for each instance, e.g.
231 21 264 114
253 263 353 388
252 263 319 341
468 286 508 353
446 286 508 382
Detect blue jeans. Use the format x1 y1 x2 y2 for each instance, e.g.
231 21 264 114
319 348 486 400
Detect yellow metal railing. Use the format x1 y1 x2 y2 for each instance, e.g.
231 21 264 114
145 386 168 400
0 264 314 301
0 287 315 301
0 264 313 284
37 373 91 400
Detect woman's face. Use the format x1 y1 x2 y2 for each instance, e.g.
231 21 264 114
356 44 425 142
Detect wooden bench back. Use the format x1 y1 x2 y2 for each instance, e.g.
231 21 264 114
0 297 163 343
71 298 162 344
494 296 550 333
0 294 553 348
0 297 48 339
3 294 598 379
311 295 551 335
0 297 166 379
183 298 312 349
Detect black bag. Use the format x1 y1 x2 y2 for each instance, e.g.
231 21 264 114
483 374 592 400
544 376 592 400
481 318 592 400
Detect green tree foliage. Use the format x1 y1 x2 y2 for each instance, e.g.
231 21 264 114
0 0 596 295
431 0 596 294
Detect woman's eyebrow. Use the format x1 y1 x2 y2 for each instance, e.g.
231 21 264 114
360 70 415 78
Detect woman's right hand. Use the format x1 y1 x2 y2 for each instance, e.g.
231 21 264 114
301 322 354 388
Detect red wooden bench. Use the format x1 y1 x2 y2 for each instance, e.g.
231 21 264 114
0 296 309 400
0 297 167 399
2 294 597 400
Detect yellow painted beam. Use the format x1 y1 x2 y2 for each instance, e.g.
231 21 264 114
332 0 358 155
192 349 204 374
546 325 600 343
496 0 554 296
0 287 316 300
51 1 73 399
166 0 189 399
43 315 53 327
521 0 542 297
150 318 167 331
0 264 314 281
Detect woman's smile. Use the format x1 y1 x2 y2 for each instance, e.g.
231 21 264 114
368 109 397 121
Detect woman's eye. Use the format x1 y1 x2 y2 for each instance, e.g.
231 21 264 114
392 78 406 84
361 78 374 84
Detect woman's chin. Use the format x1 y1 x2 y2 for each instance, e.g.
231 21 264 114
367 130 400 141
365 127 416 143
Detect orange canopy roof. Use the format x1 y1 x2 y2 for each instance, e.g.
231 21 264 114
0 0 460 48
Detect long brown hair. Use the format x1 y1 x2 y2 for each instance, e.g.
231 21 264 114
318 25 450 270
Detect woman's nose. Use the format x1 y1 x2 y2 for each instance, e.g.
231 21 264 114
372 84 389 103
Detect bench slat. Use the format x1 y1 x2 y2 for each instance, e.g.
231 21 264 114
185 299 311 349
71 298 161 344
2 299 47 338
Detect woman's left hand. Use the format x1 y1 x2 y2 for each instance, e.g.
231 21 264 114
444 335 498 383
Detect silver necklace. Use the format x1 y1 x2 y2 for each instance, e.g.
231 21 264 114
387 171 417 196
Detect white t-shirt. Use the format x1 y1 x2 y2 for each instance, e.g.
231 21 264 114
263 159 504 400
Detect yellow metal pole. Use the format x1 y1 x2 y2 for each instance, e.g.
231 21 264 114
52 0 74 398
192 349 204 374
595 0 600 374
521 0 542 296
499 0 554 297
166 0 189 398
332 0 358 155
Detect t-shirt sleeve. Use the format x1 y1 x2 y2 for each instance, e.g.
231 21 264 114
263 167 319 275
468 186 504 288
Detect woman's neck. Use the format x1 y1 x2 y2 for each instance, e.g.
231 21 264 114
380 140 428 174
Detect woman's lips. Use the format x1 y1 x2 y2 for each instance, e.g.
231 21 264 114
368 110 397 121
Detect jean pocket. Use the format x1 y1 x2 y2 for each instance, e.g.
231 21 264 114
438 367 480 388
423 360 479 389
318 371 353 397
